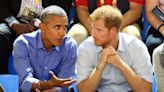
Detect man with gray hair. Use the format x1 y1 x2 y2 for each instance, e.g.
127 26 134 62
13 5 77 92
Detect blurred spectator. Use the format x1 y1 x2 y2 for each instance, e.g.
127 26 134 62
145 0 164 57
153 42 164 92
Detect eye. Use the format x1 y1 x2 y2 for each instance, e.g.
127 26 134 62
54 25 60 30
63 25 68 30
96 28 102 32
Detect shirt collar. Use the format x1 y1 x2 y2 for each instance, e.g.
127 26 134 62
117 33 126 52
37 29 60 52
37 30 44 49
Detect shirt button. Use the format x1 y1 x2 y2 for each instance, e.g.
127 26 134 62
44 67 48 70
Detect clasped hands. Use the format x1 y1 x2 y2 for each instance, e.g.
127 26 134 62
100 46 125 69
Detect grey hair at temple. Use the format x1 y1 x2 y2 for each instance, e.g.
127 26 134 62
40 5 68 23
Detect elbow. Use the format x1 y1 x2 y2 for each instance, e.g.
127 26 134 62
77 85 88 92
136 88 152 92
135 83 152 92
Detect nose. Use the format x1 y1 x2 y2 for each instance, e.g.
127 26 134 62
92 29 97 37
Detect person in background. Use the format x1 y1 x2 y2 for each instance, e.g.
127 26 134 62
145 0 164 57
153 43 164 92
68 0 144 45
13 5 77 92
0 0 73 74
76 5 152 92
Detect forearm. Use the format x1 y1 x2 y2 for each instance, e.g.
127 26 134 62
122 9 142 28
146 11 163 30
122 2 142 29
77 62 106 92
76 6 92 35
146 7 164 36
120 62 152 92
146 0 163 30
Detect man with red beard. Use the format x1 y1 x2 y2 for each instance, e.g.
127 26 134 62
76 5 152 92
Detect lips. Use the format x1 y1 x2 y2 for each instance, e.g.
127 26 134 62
58 38 64 41
94 37 100 42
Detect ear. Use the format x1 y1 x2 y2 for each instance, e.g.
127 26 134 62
110 26 118 33
39 23 45 31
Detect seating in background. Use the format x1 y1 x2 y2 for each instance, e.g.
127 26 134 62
141 6 151 42
8 54 16 74
153 75 157 92
0 75 19 92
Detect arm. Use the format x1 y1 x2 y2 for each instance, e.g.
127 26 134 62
121 2 143 29
146 0 164 36
118 62 152 92
77 45 109 92
76 6 92 35
13 36 39 91
0 0 35 35
77 61 106 92
106 44 152 92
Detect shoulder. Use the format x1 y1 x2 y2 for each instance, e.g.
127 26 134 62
13 30 40 47
153 43 164 55
78 36 97 50
119 33 147 51
63 35 78 48
79 36 95 46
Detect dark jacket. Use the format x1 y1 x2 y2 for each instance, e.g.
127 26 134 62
0 0 72 23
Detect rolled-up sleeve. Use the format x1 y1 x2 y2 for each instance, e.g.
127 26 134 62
13 36 38 92
129 40 153 83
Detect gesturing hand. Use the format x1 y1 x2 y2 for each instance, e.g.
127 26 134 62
49 71 76 87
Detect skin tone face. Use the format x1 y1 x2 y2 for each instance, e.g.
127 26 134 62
39 15 68 50
91 18 118 48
